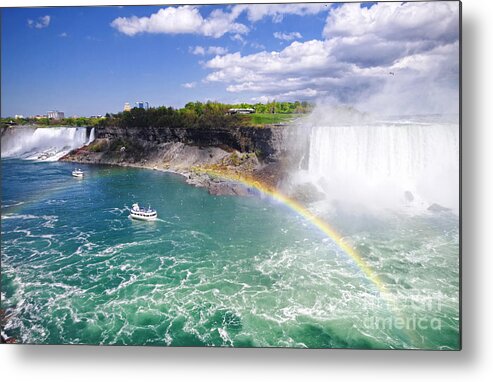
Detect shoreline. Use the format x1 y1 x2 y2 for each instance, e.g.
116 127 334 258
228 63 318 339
60 146 281 197
3 122 291 196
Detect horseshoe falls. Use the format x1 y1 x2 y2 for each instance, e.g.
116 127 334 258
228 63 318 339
292 114 459 214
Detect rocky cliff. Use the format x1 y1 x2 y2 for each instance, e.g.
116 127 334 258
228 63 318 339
61 125 290 195
95 125 286 162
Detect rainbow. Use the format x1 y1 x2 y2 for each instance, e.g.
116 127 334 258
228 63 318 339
197 168 422 347
5 162 387 297
196 167 389 296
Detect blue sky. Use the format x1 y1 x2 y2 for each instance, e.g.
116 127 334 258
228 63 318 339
1 2 459 117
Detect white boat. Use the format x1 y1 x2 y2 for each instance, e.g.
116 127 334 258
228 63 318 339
72 169 84 178
129 203 157 221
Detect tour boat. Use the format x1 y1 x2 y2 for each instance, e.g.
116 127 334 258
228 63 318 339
72 169 84 178
129 203 157 221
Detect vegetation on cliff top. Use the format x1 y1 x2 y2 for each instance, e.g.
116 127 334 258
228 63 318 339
99 101 311 129
0 116 103 129
1 100 312 129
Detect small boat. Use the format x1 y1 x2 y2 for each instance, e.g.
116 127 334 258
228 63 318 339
129 203 157 221
72 169 84 178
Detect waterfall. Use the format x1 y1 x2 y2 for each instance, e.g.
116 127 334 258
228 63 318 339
1 126 95 162
299 116 459 212
88 127 95 144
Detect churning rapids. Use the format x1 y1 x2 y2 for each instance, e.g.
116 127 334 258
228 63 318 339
0 114 459 349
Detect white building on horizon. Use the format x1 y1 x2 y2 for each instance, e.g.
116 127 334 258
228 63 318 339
47 110 65 119
228 108 255 114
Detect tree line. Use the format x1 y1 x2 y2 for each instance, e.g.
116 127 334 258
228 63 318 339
100 101 313 129
1 101 313 130
0 116 102 128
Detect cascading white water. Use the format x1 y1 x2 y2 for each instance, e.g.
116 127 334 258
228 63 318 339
297 113 459 213
1 126 94 161
88 127 95 144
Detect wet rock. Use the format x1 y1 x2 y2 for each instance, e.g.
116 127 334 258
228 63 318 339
404 191 414 202
0 309 16 344
208 181 250 196
427 203 451 212
290 182 326 204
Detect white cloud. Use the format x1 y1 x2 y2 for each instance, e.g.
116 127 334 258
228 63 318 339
111 6 248 38
232 4 327 23
207 46 229 55
200 8 249 38
250 42 266 50
205 40 339 82
231 33 246 45
111 7 202 36
27 15 51 29
182 82 197 89
321 1 459 67
323 1 459 42
201 2 459 114
190 46 206 55
190 45 228 56
111 5 248 38
58 32 68 38
273 31 303 41
356 41 460 115
253 88 326 103
111 4 329 38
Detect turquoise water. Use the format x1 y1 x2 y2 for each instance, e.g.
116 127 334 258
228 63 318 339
1 159 460 348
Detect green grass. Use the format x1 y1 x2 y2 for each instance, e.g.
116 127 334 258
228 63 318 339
87 140 108 152
247 113 298 126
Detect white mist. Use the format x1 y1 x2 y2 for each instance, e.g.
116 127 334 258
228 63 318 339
290 105 459 213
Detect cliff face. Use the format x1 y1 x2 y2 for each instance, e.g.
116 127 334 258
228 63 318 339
95 125 286 162
60 125 290 195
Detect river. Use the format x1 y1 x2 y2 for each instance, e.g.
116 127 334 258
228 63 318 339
1 158 459 348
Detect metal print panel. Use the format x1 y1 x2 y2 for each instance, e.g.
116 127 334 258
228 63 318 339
0 1 461 349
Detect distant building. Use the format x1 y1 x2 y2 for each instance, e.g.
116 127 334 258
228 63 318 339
136 101 149 110
228 108 255 114
14 114 25 119
124 102 132 112
47 110 65 119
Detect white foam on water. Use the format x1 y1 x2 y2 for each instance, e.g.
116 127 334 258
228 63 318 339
1 201 25 209
217 327 233 346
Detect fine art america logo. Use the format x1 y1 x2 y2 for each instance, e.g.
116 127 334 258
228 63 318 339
363 295 445 331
